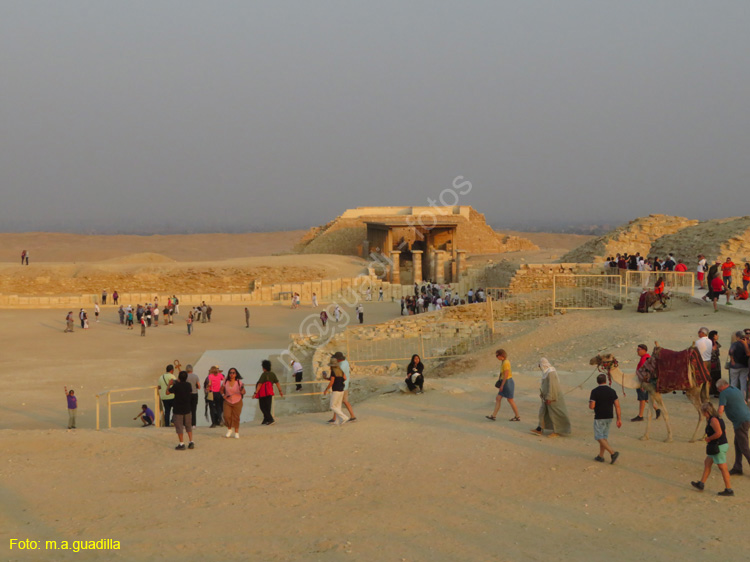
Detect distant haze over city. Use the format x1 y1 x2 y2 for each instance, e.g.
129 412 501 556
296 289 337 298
2 2 749 235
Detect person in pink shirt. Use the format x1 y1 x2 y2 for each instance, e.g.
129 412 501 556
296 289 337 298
221 368 246 438
205 366 224 428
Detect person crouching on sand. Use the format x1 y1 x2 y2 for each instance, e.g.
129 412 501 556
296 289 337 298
486 349 520 422
134 404 154 426
531 358 571 437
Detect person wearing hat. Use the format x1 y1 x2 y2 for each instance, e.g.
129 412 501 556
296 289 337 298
328 352 356 423
323 356 349 425
205 366 225 427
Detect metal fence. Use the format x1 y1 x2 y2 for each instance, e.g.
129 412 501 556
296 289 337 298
623 271 695 300
486 288 554 321
553 275 623 311
345 321 498 364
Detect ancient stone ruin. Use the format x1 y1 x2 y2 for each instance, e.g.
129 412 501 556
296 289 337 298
560 215 700 263
295 206 537 284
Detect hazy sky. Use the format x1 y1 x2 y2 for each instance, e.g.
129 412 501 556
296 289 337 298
2 1 749 233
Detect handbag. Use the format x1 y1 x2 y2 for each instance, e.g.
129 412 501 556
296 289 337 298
495 379 503 389
206 391 214 402
706 439 720 456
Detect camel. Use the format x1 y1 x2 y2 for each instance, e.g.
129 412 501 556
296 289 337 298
590 345 708 443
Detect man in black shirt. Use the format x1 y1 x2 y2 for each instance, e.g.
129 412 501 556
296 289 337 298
589 374 622 464
166 371 195 450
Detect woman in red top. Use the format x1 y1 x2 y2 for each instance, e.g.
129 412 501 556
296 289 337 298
654 277 665 295
742 263 750 292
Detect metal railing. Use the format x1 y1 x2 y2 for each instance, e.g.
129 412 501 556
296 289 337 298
624 271 695 300
96 386 161 430
553 275 623 311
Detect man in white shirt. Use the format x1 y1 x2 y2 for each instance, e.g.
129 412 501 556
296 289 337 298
291 359 304 391
695 327 713 371
697 255 707 289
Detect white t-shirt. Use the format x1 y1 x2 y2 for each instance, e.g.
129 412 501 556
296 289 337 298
291 361 303 374
697 259 706 273
695 336 712 361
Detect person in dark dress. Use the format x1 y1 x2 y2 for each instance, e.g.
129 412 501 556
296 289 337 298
405 354 424 393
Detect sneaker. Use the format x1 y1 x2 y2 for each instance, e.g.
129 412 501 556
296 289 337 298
630 416 644 422
188 442 195 449
175 443 186 450
610 451 620 464
729 468 743 476
225 429 233 438
234 433 240 439
594 456 605 462
718 488 734 496
348 417 357 422
530 428 543 436
655 409 661 420
327 419 337 424
691 481 704 491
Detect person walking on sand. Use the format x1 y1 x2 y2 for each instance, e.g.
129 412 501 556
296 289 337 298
323 357 349 425
697 255 707 289
357 303 364 324
65 386 77 429
83 310 89 329
486 349 520 422
139 315 146 336
320 310 328 327
186 311 193 335
334 305 341 323
24 250 29 265
691 402 734 496
245 307 250 328
589 374 622 464
112 290 119 305
531 358 571 437
206 366 225 428
631 344 660 421
94 302 100 323
118 305 125 325
328 352 356 422
64 311 74 333
101 290 107 305
166 371 195 450
21 250 26 265
312 293 318 308
254 360 284 426
717 379 750 476
221 368 246 438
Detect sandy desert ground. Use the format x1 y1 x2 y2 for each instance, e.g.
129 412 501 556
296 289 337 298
2 231 750 561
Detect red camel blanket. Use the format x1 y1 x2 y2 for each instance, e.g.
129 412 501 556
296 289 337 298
654 347 710 393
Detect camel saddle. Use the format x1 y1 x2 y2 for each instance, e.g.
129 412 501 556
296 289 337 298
645 346 710 393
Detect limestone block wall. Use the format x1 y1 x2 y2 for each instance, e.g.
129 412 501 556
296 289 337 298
0 278 461 309
508 263 606 293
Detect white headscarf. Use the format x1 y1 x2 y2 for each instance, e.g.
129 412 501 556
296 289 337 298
539 358 556 380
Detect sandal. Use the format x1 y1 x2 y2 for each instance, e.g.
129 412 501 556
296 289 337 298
509 416 521 422
485 415 496 421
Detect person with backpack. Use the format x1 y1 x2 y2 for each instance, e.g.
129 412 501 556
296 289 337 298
254 360 284 426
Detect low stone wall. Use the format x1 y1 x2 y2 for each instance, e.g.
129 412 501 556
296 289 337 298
0 276 460 309
508 263 605 293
